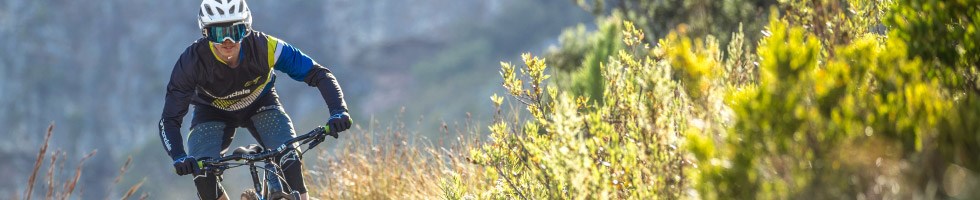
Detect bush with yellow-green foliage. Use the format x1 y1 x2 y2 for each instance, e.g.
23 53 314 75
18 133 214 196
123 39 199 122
458 1 980 199
689 6 980 200
462 17 739 198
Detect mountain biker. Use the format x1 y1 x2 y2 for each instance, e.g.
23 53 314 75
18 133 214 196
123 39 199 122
158 0 352 199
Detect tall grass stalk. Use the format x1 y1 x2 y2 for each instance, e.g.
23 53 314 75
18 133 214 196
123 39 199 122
23 123 53 200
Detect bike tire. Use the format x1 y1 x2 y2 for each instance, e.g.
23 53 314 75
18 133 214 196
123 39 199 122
269 191 297 200
241 189 259 200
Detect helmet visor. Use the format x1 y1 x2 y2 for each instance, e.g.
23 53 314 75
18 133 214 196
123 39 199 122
205 22 250 43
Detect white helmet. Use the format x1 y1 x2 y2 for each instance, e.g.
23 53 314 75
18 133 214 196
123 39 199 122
198 0 252 29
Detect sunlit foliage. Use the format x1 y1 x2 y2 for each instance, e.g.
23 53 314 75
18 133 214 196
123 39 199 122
458 1 980 199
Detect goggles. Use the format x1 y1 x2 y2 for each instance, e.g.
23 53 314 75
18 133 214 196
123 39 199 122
203 22 250 43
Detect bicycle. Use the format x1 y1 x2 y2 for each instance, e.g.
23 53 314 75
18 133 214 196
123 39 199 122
193 126 339 200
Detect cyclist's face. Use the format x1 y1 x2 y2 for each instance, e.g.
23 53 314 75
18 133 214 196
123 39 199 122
213 40 241 60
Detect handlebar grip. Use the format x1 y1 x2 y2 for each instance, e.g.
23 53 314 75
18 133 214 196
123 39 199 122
192 160 206 176
322 126 339 138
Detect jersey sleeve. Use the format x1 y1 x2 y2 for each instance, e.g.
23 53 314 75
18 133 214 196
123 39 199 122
159 45 198 161
266 36 315 81
265 35 349 114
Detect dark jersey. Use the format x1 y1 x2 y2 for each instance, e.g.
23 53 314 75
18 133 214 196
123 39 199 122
159 31 348 160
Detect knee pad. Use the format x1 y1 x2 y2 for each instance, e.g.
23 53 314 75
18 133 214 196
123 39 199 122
277 150 307 194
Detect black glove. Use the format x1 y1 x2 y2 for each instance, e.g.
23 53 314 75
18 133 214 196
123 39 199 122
173 156 198 176
326 111 352 134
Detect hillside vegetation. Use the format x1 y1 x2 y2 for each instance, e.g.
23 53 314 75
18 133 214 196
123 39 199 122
449 0 980 199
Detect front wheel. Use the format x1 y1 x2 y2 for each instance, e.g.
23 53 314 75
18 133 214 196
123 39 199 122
241 189 259 200
268 191 298 200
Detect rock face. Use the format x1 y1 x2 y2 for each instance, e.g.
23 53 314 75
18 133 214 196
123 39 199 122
321 0 503 66
314 1 510 116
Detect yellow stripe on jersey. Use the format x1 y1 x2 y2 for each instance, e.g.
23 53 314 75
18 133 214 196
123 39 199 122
265 35 285 68
266 36 278 68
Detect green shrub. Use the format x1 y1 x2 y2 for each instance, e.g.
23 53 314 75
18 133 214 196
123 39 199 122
688 9 980 199
458 1 980 199
574 0 775 46
468 20 693 198
888 0 980 91
548 14 625 103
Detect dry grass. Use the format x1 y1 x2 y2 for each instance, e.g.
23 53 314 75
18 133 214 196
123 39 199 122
20 123 147 200
61 150 97 199
307 114 489 199
44 149 61 199
19 117 486 199
119 178 146 200
23 123 53 200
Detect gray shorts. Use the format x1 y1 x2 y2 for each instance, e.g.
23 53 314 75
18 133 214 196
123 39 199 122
187 105 299 159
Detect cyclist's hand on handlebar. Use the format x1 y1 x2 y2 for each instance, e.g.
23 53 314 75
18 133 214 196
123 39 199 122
326 111 352 135
173 155 198 176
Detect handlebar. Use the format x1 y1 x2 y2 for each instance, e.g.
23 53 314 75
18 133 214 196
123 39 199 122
196 126 339 173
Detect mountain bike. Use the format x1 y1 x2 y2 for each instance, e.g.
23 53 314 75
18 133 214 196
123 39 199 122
195 126 339 200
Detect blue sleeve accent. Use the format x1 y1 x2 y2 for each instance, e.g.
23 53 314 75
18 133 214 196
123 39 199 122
267 35 349 115
272 40 315 82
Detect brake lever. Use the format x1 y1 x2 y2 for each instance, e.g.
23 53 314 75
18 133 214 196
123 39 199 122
307 128 334 150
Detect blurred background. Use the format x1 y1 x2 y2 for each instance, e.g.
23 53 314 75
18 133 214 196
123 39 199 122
6 0 980 199
0 0 590 199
